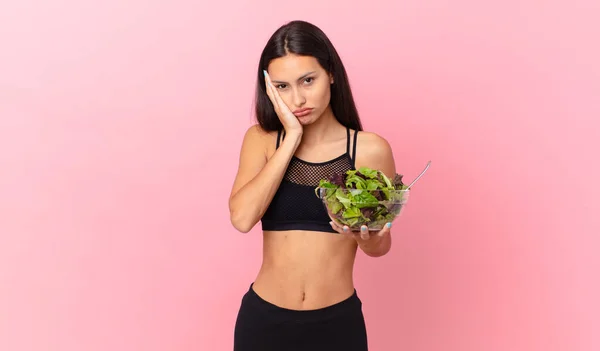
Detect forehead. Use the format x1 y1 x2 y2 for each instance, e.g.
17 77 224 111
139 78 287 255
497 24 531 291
267 54 322 78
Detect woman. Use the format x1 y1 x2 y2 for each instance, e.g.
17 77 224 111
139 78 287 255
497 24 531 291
229 20 397 351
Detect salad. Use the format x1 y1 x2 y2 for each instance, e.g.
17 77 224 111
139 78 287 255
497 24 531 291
316 167 409 229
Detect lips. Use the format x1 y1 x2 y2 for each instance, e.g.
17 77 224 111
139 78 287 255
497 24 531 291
293 108 313 117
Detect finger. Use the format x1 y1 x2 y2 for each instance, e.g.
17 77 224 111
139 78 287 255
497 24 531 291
377 222 392 237
360 225 370 240
271 84 287 110
337 224 353 238
329 219 342 230
329 221 344 235
266 76 289 112
265 78 276 105
341 225 354 238
263 71 279 109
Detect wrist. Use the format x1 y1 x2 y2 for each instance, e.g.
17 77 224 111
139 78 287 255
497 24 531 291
285 128 303 139
357 234 391 257
283 129 303 148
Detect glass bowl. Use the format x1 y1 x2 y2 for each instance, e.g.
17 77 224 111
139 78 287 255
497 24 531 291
315 187 409 232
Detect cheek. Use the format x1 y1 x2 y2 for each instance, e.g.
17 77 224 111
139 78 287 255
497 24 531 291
309 83 331 106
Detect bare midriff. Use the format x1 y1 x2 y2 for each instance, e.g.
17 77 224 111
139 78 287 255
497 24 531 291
251 230 359 310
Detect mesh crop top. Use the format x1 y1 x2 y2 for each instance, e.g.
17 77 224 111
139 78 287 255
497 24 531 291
261 127 358 233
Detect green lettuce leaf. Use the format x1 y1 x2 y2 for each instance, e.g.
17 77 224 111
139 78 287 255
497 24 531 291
316 166 408 229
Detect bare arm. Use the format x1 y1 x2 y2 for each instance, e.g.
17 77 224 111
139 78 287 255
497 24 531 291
353 131 397 257
228 125 302 233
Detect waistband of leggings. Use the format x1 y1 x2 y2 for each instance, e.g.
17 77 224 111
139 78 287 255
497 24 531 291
244 282 361 322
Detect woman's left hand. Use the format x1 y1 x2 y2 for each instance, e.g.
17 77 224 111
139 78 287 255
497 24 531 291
329 221 392 241
329 220 393 257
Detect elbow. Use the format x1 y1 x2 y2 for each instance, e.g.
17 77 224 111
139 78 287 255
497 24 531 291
229 209 256 233
234 223 253 234
228 195 262 233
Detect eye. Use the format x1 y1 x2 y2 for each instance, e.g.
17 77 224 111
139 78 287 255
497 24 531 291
304 77 314 84
276 84 287 89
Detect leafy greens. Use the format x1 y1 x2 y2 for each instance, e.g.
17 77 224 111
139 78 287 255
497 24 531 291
316 167 409 229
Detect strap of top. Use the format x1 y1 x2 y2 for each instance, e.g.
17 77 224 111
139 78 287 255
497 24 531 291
276 129 286 149
346 127 359 168
276 129 281 149
351 128 358 168
346 127 351 155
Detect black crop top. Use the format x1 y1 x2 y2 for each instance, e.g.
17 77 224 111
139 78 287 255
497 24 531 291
261 127 358 233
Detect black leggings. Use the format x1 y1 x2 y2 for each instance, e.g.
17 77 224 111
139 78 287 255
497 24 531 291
233 283 368 351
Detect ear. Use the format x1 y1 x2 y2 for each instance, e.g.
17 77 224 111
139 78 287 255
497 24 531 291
329 73 334 84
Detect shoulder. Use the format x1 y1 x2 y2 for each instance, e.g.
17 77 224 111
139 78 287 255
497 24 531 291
242 124 273 139
355 131 393 156
354 130 396 177
239 124 280 157
240 124 279 146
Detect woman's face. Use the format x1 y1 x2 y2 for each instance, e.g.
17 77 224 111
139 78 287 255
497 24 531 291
266 54 333 125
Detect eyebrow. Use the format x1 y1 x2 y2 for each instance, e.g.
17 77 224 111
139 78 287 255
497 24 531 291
271 71 317 84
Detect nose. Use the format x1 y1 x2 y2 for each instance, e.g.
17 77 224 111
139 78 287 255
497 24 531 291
291 88 306 107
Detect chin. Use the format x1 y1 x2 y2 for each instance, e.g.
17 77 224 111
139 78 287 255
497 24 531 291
297 110 322 125
299 118 320 126
298 117 313 125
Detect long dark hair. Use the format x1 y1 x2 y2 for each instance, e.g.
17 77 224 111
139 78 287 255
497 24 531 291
254 20 363 132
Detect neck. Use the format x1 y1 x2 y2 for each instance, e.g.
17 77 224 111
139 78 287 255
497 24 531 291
301 106 342 145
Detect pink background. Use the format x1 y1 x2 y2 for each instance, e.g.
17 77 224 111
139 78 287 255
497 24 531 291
1 1 599 350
